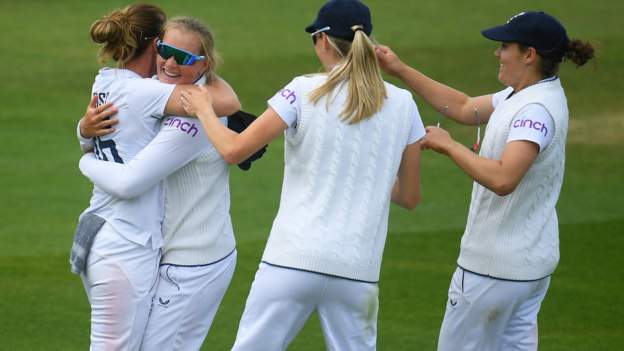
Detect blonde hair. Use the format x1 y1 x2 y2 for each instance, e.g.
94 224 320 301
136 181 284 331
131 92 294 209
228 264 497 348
309 26 387 124
164 17 220 81
89 3 166 66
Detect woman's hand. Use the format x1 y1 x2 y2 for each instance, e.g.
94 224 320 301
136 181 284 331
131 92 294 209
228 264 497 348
181 85 214 118
421 126 455 154
374 45 406 77
80 95 118 137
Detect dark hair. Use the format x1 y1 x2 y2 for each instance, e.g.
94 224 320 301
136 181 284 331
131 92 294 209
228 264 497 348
521 39 595 77
90 3 166 65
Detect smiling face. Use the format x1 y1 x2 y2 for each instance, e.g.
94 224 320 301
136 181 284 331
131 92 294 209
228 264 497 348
494 42 527 88
494 41 543 91
156 27 208 84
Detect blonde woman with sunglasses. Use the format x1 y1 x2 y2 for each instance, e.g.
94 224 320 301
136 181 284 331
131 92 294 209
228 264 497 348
72 6 240 350
181 1 425 349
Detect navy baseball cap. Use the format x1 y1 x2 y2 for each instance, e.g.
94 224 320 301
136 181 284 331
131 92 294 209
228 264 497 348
305 0 372 42
481 11 570 60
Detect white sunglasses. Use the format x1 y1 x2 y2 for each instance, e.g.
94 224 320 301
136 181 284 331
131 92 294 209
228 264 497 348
310 26 331 44
310 26 331 37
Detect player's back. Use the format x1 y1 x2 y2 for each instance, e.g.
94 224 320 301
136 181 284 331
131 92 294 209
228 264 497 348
83 67 175 248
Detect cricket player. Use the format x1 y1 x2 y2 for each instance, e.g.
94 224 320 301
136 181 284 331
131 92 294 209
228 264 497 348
78 17 250 351
375 10 595 351
180 1 426 349
73 6 239 350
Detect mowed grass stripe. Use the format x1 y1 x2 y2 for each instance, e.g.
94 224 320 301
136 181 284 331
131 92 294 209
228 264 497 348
1 219 622 350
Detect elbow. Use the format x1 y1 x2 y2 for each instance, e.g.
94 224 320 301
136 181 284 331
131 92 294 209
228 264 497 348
230 101 243 116
109 179 143 199
404 196 421 210
491 180 517 197
221 145 246 165
222 153 240 165
111 185 139 199
223 98 242 117
400 194 421 210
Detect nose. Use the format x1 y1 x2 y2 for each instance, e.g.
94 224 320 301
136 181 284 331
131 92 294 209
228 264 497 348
164 56 178 68
494 47 501 59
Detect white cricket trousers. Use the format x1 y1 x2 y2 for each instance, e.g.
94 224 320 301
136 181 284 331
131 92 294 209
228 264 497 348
437 267 550 351
140 250 237 351
80 222 160 351
232 263 379 351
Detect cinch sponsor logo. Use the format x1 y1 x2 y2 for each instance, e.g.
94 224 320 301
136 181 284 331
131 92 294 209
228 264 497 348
164 117 199 137
512 118 548 136
278 88 297 104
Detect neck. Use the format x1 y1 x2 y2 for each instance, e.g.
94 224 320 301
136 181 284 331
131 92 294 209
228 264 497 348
512 71 544 92
322 54 342 72
323 63 340 72
122 50 154 78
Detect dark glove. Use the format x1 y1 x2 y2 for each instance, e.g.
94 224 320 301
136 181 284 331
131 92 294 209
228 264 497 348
226 110 268 171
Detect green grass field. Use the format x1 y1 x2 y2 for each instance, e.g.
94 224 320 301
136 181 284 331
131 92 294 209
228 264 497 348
1 0 623 349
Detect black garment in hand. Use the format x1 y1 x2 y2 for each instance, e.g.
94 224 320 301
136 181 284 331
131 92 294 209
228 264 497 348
226 110 268 171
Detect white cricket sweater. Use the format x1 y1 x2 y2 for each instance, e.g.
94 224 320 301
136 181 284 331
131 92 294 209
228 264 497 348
161 145 235 265
79 74 235 264
458 77 569 280
262 75 417 282
80 68 175 249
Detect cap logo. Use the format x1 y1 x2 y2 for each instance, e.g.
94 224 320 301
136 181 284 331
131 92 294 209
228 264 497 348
507 11 526 23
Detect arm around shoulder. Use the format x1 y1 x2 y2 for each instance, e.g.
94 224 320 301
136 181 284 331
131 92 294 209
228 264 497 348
206 75 241 116
165 75 241 117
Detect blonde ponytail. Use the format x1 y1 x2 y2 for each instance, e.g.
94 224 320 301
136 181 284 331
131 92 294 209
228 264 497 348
309 26 386 124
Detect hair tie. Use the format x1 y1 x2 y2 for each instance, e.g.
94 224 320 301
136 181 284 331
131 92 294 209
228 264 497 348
351 25 364 32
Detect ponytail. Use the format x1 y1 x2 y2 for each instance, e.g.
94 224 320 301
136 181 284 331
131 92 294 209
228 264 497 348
90 3 166 66
309 26 386 124
565 39 595 67
524 38 595 78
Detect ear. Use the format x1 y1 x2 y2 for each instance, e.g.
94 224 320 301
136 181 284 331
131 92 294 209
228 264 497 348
524 46 538 65
201 60 211 74
321 33 331 51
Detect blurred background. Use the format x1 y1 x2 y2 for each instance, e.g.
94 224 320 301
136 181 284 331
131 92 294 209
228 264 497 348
0 0 622 349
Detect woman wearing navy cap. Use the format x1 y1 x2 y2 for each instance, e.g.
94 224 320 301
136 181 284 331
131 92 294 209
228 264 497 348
181 0 426 349
376 11 594 351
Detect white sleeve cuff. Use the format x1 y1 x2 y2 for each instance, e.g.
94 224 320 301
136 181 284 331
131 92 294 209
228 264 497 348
76 119 94 152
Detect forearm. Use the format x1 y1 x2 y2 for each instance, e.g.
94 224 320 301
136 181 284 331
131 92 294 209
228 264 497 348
196 108 244 164
390 142 422 209
167 85 239 118
393 64 480 125
79 154 148 198
391 179 418 209
445 141 515 196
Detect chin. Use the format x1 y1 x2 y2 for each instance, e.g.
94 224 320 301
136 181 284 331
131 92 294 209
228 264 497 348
158 75 181 84
157 67 184 84
497 72 509 87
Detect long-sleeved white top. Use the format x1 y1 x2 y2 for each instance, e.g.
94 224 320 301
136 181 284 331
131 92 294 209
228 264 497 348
79 68 176 249
79 113 235 265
